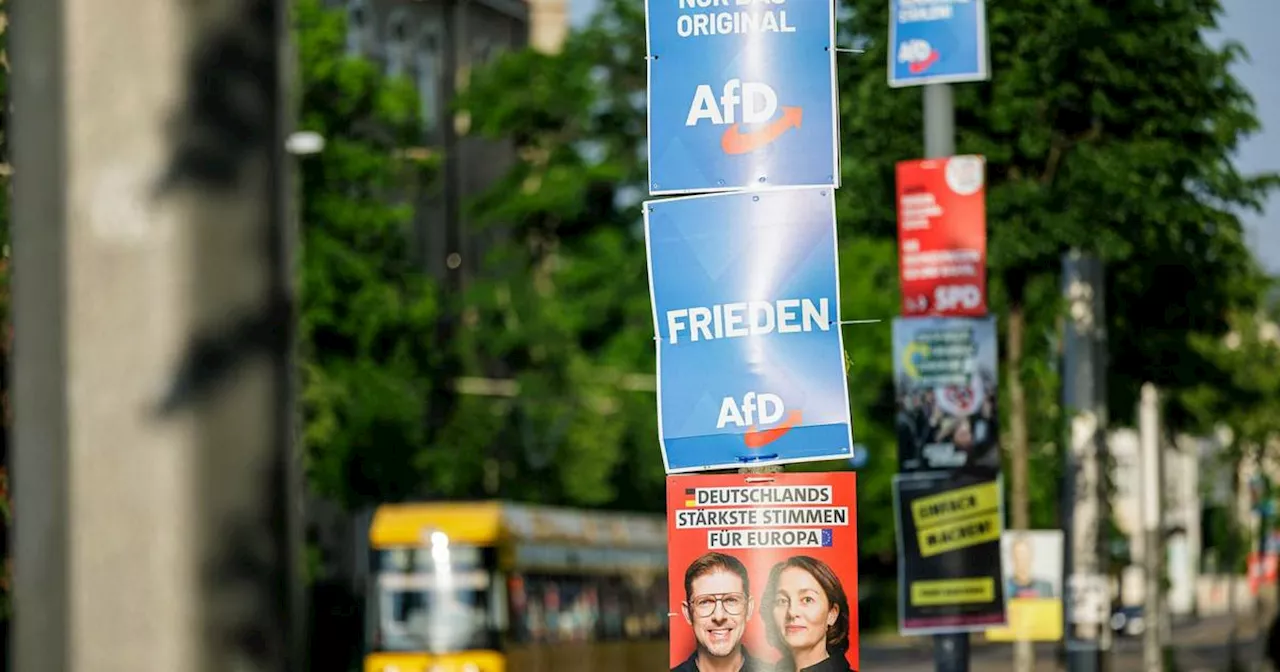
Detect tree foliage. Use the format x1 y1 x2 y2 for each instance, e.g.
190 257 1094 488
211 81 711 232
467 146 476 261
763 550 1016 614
1180 295 1280 452
295 0 441 509
438 0 665 508
291 0 1279 634
447 0 1278 570
841 0 1275 422
839 0 1277 550
451 1 909 563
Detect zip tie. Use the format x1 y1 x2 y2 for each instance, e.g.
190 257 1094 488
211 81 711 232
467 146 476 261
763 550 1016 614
832 47 865 54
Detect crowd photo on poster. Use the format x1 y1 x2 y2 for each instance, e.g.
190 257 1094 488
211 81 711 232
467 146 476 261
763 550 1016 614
892 317 1000 473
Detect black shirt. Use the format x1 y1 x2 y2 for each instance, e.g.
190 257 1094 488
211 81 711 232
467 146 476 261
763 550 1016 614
670 648 766 672
773 650 855 670
792 653 855 672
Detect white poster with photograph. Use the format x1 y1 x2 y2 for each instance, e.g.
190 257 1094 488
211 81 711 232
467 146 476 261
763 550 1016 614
986 530 1065 642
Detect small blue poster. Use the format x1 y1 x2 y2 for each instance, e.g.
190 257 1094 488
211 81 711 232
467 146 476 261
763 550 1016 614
645 0 840 195
888 0 990 88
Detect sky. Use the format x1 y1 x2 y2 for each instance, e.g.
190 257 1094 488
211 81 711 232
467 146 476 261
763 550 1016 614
1214 0 1279 275
569 0 595 27
568 0 1278 273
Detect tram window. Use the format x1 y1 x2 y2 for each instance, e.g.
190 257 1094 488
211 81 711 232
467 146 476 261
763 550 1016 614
647 577 669 638
598 576 626 639
507 574 530 642
368 546 500 654
507 574 606 644
507 572 670 644
629 576 668 640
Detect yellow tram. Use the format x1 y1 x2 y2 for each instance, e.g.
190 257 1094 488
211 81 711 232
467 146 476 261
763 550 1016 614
363 501 669 672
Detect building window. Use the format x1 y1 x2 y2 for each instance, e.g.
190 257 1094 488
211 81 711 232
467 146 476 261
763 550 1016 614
386 10 411 78
346 0 372 57
415 27 441 133
473 38 495 65
506 573 668 644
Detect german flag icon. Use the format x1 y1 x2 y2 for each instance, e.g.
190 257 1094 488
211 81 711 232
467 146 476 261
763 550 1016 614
684 487 696 508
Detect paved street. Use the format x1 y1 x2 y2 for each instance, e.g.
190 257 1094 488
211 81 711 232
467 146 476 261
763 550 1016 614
859 616 1273 671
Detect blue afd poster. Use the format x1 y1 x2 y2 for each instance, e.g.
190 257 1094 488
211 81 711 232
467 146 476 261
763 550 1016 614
645 1 839 196
888 0 989 88
644 187 854 473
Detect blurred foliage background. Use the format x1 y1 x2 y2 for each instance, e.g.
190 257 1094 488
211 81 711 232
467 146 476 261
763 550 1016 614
2 0 1279 652
288 0 1280 632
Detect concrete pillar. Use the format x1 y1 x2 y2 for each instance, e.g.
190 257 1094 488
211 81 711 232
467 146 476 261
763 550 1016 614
10 0 301 670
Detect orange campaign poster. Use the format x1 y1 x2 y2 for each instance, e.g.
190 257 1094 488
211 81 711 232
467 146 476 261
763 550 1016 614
666 472 859 672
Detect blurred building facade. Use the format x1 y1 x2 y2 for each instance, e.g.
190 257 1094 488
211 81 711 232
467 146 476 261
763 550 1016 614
333 0 568 289
310 0 572 618
1108 429 1203 617
1109 427 1277 620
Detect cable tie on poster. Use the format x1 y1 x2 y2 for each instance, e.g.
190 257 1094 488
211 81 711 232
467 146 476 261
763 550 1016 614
744 476 776 484
829 47 866 54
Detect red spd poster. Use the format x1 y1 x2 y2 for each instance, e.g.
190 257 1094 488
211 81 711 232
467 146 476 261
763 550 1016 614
667 472 859 672
1248 551 1278 594
896 155 988 317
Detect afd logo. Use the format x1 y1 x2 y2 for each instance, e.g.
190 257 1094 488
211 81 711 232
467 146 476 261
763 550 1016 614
898 39 940 74
717 392 803 448
685 79 803 155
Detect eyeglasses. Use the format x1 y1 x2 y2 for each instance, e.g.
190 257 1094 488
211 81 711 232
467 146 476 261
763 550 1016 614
688 592 747 617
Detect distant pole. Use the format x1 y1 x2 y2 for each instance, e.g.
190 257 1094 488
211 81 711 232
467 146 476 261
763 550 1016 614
1250 472 1271 641
922 81 970 672
10 0 300 670
441 0 462 292
1139 383 1166 672
923 84 955 158
1061 251 1111 672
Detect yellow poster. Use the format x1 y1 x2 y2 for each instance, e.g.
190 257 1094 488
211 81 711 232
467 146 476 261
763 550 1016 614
986 530 1064 642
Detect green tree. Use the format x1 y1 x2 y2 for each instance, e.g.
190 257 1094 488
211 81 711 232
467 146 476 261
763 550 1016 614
839 0 1276 540
454 0 1277 634
441 0 666 509
454 0 911 560
1181 294 1280 453
1179 305 1280 672
294 0 440 509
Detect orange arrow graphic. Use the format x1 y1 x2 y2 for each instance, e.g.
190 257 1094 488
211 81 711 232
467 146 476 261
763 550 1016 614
720 106 803 155
742 409 803 449
909 50 940 74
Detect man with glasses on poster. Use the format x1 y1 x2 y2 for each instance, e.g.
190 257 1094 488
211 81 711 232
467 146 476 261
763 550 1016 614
673 552 766 672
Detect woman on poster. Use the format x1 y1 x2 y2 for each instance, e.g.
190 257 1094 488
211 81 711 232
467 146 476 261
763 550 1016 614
761 556 855 672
